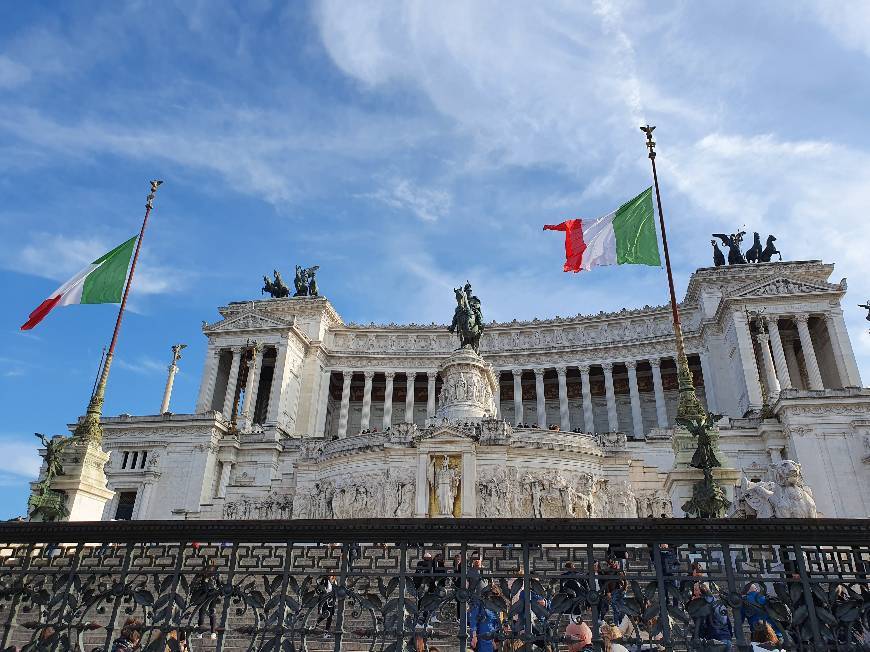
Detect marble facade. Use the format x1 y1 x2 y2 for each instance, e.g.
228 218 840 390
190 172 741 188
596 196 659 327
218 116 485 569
44 260 870 521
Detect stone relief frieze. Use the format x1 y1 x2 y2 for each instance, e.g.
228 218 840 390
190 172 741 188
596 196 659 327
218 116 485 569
223 490 295 520
292 468 415 519
734 277 840 299
635 489 673 518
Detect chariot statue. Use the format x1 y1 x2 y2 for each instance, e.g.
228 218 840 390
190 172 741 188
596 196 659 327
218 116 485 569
262 270 290 298
448 281 484 353
293 265 320 297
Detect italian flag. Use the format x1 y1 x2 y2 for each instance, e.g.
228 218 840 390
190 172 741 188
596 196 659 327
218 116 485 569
20 236 137 330
544 187 661 273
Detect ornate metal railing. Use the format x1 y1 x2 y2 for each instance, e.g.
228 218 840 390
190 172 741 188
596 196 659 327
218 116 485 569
0 519 867 652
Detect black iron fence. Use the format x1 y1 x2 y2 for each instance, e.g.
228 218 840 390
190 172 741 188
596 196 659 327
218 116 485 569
0 519 867 652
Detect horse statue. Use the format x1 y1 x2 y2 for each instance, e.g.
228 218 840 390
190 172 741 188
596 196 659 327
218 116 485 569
712 231 747 265
759 234 781 262
448 282 484 353
745 232 763 263
262 270 290 298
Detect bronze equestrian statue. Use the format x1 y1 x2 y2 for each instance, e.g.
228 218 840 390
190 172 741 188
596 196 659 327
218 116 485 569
448 281 484 353
711 239 725 267
262 270 290 298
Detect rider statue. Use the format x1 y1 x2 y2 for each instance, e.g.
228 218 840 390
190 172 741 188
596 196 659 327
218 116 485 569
448 281 485 353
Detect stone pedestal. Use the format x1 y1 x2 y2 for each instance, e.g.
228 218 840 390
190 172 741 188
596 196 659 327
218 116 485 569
51 440 114 521
434 347 498 422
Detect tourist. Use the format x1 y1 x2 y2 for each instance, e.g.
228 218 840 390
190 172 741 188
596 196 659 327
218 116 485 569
656 543 679 607
191 560 221 639
111 618 144 652
565 619 592 652
599 556 627 625
414 552 436 594
601 623 630 652
750 622 782 651
317 574 337 638
433 552 447 589
468 585 505 652
558 561 589 617
697 584 733 651
740 584 781 639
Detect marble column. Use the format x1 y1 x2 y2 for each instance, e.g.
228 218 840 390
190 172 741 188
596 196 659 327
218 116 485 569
426 371 437 419
383 372 395 429
602 362 618 432
493 371 502 419
827 309 862 386
337 371 352 438
579 364 594 433
512 369 524 425
783 339 804 389
556 366 570 431
534 368 547 428
195 346 220 413
405 373 416 424
764 315 792 390
625 361 643 438
733 309 764 410
134 482 155 519
221 347 242 420
241 344 264 427
216 461 233 498
756 332 780 400
161 359 180 414
649 358 668 428
360 371 374 431
266 342 289 425
824 313 850 388
795 314 824 390
698 348 719 414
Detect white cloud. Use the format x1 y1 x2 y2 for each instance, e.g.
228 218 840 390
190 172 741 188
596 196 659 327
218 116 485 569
0 437 41 485
0 55 30 88
116 356 170 376
4 232 187 296
365 178 452 222
806 1 870 57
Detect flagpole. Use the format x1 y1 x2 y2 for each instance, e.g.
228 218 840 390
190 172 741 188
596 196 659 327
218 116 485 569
640 126 704 422
73 180 163 443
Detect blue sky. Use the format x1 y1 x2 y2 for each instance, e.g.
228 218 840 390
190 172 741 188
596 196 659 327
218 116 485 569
3 1 870 519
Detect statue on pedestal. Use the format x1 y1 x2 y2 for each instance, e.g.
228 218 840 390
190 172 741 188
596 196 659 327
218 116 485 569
293 265 320 297
433 456 459 517
27 433 71 522
677 412 731 518
448 281 484 353
262 270 290 298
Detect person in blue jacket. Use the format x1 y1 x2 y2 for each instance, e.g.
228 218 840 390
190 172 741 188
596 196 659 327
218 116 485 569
469 586 506 652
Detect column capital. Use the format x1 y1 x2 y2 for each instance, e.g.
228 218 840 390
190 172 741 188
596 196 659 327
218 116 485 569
342 370 353 382
385 371 396 380
756 332 770 344
405 372 416 383
601 361 614 372
512 368 524 378
426 370 437 380
793 313 810 325
363 370 375 380
648 357 661 368
578 363 590 374
533 368 545 378
555 365 567 377
624 360 637 370
763 313 781 324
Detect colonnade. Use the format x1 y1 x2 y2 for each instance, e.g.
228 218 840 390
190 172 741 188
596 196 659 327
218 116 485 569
334 370 438 438
748 310 861 404
503 358 680 438
198 342 287 428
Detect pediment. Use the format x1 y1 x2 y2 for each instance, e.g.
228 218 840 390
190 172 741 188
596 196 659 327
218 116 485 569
203 310 291 333
731 276 841 299
420 424 477 442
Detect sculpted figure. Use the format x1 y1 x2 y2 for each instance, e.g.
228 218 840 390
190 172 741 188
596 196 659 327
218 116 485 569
448 281 484 353
745 232 763 263
293 265 308 296
732 460 818 518
262 269 290 298
712 231 747 265
433 456 459 517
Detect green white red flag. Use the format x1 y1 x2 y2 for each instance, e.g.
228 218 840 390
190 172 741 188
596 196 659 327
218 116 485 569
544 187 661 272
20 236 137 330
